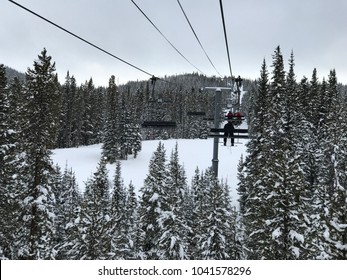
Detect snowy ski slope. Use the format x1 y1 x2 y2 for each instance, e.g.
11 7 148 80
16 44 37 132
52 126 248 208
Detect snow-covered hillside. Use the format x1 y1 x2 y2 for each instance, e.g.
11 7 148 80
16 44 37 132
52 136 248 208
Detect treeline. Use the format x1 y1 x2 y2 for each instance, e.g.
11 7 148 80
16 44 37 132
53 143 239 260
238 46 347 259
3 55 231 150
2 46 347 259
0 48 237 260
1 134 240 259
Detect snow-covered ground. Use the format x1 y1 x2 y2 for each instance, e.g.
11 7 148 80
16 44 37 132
52 129 248 207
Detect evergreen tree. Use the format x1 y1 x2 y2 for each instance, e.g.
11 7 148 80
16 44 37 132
123 100 142 159
102 75 120 163
71 157 111 259
242 47 309 259
309 69 321 127
0 64 9 166
70 85 84 147
124 181 140 259
132 123 142 158
138 142 167 259
0 64 23 259
186 167 206 259
198 169 234 259
263 47 309 259
80 79 95 146
118 96 130 159
240 59 272 259
108 160 130 259
15 49 59 259
91 86 105 144
316 70 347 259
57 72 77 148
158 143 188 259
236 155 247 259
294 70 324 259
52 165 81 259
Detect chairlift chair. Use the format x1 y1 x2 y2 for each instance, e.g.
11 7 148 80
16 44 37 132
187 111 206 116
142 121 177 128
209 127 249 139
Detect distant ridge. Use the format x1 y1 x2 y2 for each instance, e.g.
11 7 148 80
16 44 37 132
3 65 26 82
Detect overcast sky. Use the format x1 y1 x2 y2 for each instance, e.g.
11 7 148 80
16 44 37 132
1 0 347 86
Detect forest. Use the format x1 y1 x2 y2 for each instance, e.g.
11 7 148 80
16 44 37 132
0 46 346 259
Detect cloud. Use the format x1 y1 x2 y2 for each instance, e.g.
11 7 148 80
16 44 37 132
1 0 347 86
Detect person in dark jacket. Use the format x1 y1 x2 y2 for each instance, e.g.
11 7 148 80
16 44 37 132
226 111 233 119
224 120 234 146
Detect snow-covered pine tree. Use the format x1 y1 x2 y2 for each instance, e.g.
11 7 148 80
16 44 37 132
57 72 78 148
0 64 24 259
138 142 167 259
292 69 324 259
240 59 273 259
237 155 246 216
91 86 105 144
119 96 135 159
284 54 318 259
284 51 298 143
186 117 201 139
124 181 140 259
52 165 81 259
71 157 111 259
1 77 27 259
0 64 11 255
309 68 321 127
198 168 233 260
102 75 120 163
0 64 10 164
108 160 130 259
316 70 347 259
111 161 126 220
241 47 309 259
158 143 188 259
236 158 249 257
223 181 241 260
261 47 308 259
80 79 96 146
131 122 142 158
186 167 206 259
125 100 142 158
102 77 141 161
70 84 85 147
14 49 60 259
236 155 247 259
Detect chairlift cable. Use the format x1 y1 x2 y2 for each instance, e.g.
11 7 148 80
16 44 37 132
219 0 233 81
9 0 156 78
131 0 206 76
177 0 222 77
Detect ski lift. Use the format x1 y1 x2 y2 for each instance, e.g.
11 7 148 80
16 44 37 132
141 76 177 128
209 127 249 139
235 75 243 90
233 75 243 110
142 121 177 128
187 111 206 116
225 111 245 126
141 102 177 128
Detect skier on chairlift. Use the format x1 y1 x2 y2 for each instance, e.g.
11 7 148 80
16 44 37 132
226 111 233 119
235 111 242 119
224 119 234 146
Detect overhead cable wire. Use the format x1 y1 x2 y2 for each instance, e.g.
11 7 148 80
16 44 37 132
219 0 233 80
130 0 206 76
8 0 155 78
177 0 222 77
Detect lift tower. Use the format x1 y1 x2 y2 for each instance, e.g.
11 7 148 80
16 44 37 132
205 86 232 177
